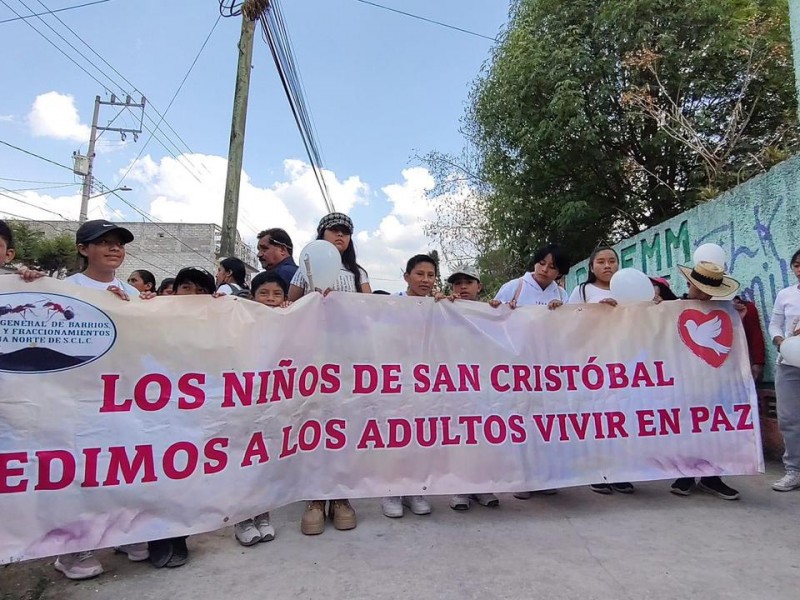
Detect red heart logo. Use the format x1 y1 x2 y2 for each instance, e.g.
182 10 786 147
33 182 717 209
677 309 733 368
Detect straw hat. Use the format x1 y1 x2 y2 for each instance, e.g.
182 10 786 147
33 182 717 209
678 261 740 297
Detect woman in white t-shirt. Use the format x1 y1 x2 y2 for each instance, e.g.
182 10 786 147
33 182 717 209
567 246 634 495
769 248 800 493
289 213 370 537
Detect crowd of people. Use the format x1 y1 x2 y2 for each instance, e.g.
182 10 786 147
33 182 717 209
1 213 799 582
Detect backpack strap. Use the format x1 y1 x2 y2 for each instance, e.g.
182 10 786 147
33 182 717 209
511 277 525 304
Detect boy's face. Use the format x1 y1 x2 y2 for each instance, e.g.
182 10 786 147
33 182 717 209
254 282 286 307
451 276 481 301
175 281 210 295
0 237 14 268
78 232 126 270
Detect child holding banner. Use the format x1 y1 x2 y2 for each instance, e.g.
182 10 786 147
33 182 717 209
568 246 636 495
54 220 151 580
442 264 502 511
668 260 743 500
381 254 440 519
289 212 369 535
231 271 291 547
495 243 570 499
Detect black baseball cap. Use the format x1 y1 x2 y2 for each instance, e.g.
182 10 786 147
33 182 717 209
76 220 134 245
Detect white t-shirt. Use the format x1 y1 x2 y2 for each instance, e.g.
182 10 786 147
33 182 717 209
769 285 800 343
216 283 245 296
568 282 614 304
291 264 369 294
65 272 139 297
494 273 568 306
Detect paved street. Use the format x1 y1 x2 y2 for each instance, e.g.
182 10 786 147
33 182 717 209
2 461 799 600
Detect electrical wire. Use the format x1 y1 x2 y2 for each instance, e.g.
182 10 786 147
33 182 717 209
0 139 73 171
113 13 222 187
32 0 213 177
257 1 336 212
352 0 497 42
0 0 110 25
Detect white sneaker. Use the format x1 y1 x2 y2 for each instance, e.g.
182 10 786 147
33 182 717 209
382 496 404 518
472 493 499 507
54 551 103 580
234 519 262 546
403 495 431 515
449 494 470 510
115 542 149 561
772 471 800 492
254 512 275 542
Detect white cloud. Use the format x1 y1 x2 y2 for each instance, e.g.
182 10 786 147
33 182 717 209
0 114 14 123
0 189 118 223
123 155 443 292
28 92 90 142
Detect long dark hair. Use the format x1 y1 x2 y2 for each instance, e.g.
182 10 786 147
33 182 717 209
219 257 246 287
579 245 618 301
132 269 156 292
316 230 366 292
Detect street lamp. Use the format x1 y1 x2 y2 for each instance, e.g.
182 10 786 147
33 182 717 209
79 186 132 223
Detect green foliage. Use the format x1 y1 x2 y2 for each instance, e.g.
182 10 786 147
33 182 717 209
463 0 798 272
7 222 79 274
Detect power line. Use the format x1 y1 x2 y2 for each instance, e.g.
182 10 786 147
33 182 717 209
0 176 75 184
0 0 110 24
15 0 203 182
352 0 497 42
114 13 222 187
0 139 73 171
256 1 336 212
32 0 212 176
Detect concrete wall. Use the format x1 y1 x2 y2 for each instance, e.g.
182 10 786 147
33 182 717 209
565 155 800 374
12 221 259 284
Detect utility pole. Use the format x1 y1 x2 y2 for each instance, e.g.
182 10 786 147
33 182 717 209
75 95 146 223
220 2 264 258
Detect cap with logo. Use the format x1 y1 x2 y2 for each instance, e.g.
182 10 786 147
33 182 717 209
447 264 481 284
75 220 134 245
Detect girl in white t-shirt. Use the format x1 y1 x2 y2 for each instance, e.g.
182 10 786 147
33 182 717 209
56 220 152 581
289 213 370 537
769 248 800 492
215 256 248 296
568 246 633 495
567 246 619 306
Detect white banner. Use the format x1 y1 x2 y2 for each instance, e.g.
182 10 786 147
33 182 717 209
0 277 762 563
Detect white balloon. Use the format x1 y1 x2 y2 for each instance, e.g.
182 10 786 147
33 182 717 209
610 268 655 303
693 243 727 268
299 240 341 291
780 337 800 368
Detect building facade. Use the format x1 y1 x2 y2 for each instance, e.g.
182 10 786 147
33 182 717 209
11 220 260 284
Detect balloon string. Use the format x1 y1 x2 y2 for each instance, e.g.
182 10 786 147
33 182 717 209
303 254 316 292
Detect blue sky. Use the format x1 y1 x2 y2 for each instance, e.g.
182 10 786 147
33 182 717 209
0 0 509 289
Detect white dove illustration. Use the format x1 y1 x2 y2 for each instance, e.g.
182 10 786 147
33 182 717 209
685 316 730 356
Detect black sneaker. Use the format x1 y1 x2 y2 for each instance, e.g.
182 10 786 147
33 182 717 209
698 476 740 500
148 539 173 569
165 537 189 568
590 483 613 495
611 482 635 494
670 477 695 496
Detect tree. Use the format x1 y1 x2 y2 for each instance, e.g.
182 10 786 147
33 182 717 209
430 0 798 274
7 222 79 274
